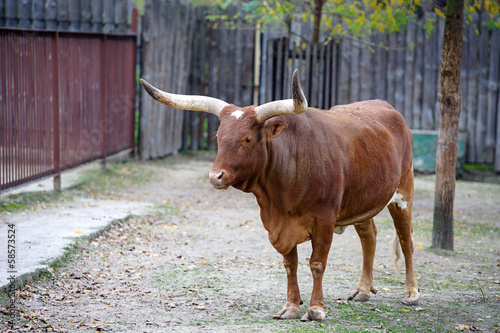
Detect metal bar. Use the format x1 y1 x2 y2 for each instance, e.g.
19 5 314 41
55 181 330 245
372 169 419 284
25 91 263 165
100 34 107 169
52 31 61 190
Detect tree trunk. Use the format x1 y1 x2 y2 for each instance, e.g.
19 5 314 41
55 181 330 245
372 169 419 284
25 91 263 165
432 0 464 250
311 0 324 44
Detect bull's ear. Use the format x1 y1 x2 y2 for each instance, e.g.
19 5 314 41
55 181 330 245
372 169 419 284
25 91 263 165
262 120 287 140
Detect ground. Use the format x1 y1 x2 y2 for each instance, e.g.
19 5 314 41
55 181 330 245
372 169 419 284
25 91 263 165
1 154 499 332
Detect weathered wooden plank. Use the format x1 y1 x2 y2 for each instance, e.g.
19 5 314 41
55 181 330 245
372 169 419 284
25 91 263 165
275 38 284 101
339 38 351 104
421 13 438 130
486 31 500 162
412 23 424 129
495 87 500 172
305 41 312 100
459 19 469 133
207 26 218 150
475 13 490 163
57 0 68 29
90 0 102 31
234 26 243 106
0 0 4 26
68 0 80 31
394 31 405 114
310 43 319 107
44 0 56 29
360 42 371 101
103 0 114 33
434 17 444 129
350 40 360 103
19 0 31 29
282 39 291 100
466 15 480 162
265 38 273 103
333 42 340 106
80 0 91 31
114 0 127 33
386 33 397 106
32 0 44 29
5 0 18 27
404 21 416 126
323 42 332 107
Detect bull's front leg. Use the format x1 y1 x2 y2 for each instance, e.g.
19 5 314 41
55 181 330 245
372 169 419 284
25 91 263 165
273 245 302 319
301 223 334 321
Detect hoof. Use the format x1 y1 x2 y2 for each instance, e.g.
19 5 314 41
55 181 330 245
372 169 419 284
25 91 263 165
348 287 377 302
401 289 420 305
300 306 325 321
273 305 300 320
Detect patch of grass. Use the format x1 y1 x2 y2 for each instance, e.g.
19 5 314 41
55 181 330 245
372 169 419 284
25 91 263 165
463 164 495 172
72 161 155 196
0 190 69 214
0 159 156 215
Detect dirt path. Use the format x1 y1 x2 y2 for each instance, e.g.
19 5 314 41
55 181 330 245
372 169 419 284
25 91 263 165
2 155 500 332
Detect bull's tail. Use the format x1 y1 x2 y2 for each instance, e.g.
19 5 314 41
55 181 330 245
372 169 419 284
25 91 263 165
392 230 402 277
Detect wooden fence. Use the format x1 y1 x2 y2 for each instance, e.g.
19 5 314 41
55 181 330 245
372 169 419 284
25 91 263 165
140 0 255 159
0 0 131 33
140 1 499 171
260 14 500 171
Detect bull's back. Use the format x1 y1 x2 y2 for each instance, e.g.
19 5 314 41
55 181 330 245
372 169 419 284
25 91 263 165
279 99 412 224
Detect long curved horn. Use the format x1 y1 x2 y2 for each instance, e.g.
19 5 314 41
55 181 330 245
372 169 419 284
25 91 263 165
140 79 228 117
255 69 308 123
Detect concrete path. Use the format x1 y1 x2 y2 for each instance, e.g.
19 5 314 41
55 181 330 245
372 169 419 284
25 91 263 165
0 159 155 290
0 198 154 290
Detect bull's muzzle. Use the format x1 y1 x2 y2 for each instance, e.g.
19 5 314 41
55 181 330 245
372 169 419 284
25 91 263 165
209 170 230 190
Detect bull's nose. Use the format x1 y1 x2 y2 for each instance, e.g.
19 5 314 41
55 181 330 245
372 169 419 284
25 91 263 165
209 170 229 189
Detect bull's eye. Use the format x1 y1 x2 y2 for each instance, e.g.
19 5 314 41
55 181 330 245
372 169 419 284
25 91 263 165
245 138 252 143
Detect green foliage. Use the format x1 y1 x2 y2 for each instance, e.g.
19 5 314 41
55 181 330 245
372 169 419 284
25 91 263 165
202 0 499 42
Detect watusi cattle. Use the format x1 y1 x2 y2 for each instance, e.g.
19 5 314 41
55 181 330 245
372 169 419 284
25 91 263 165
140 70 419 321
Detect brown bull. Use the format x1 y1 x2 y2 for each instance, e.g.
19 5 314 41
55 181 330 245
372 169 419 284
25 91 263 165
141 70 419 321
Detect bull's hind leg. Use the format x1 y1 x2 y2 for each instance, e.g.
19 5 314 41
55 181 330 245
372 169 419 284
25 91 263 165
273 246 302 319
348 219 378 302
387 165 420 305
